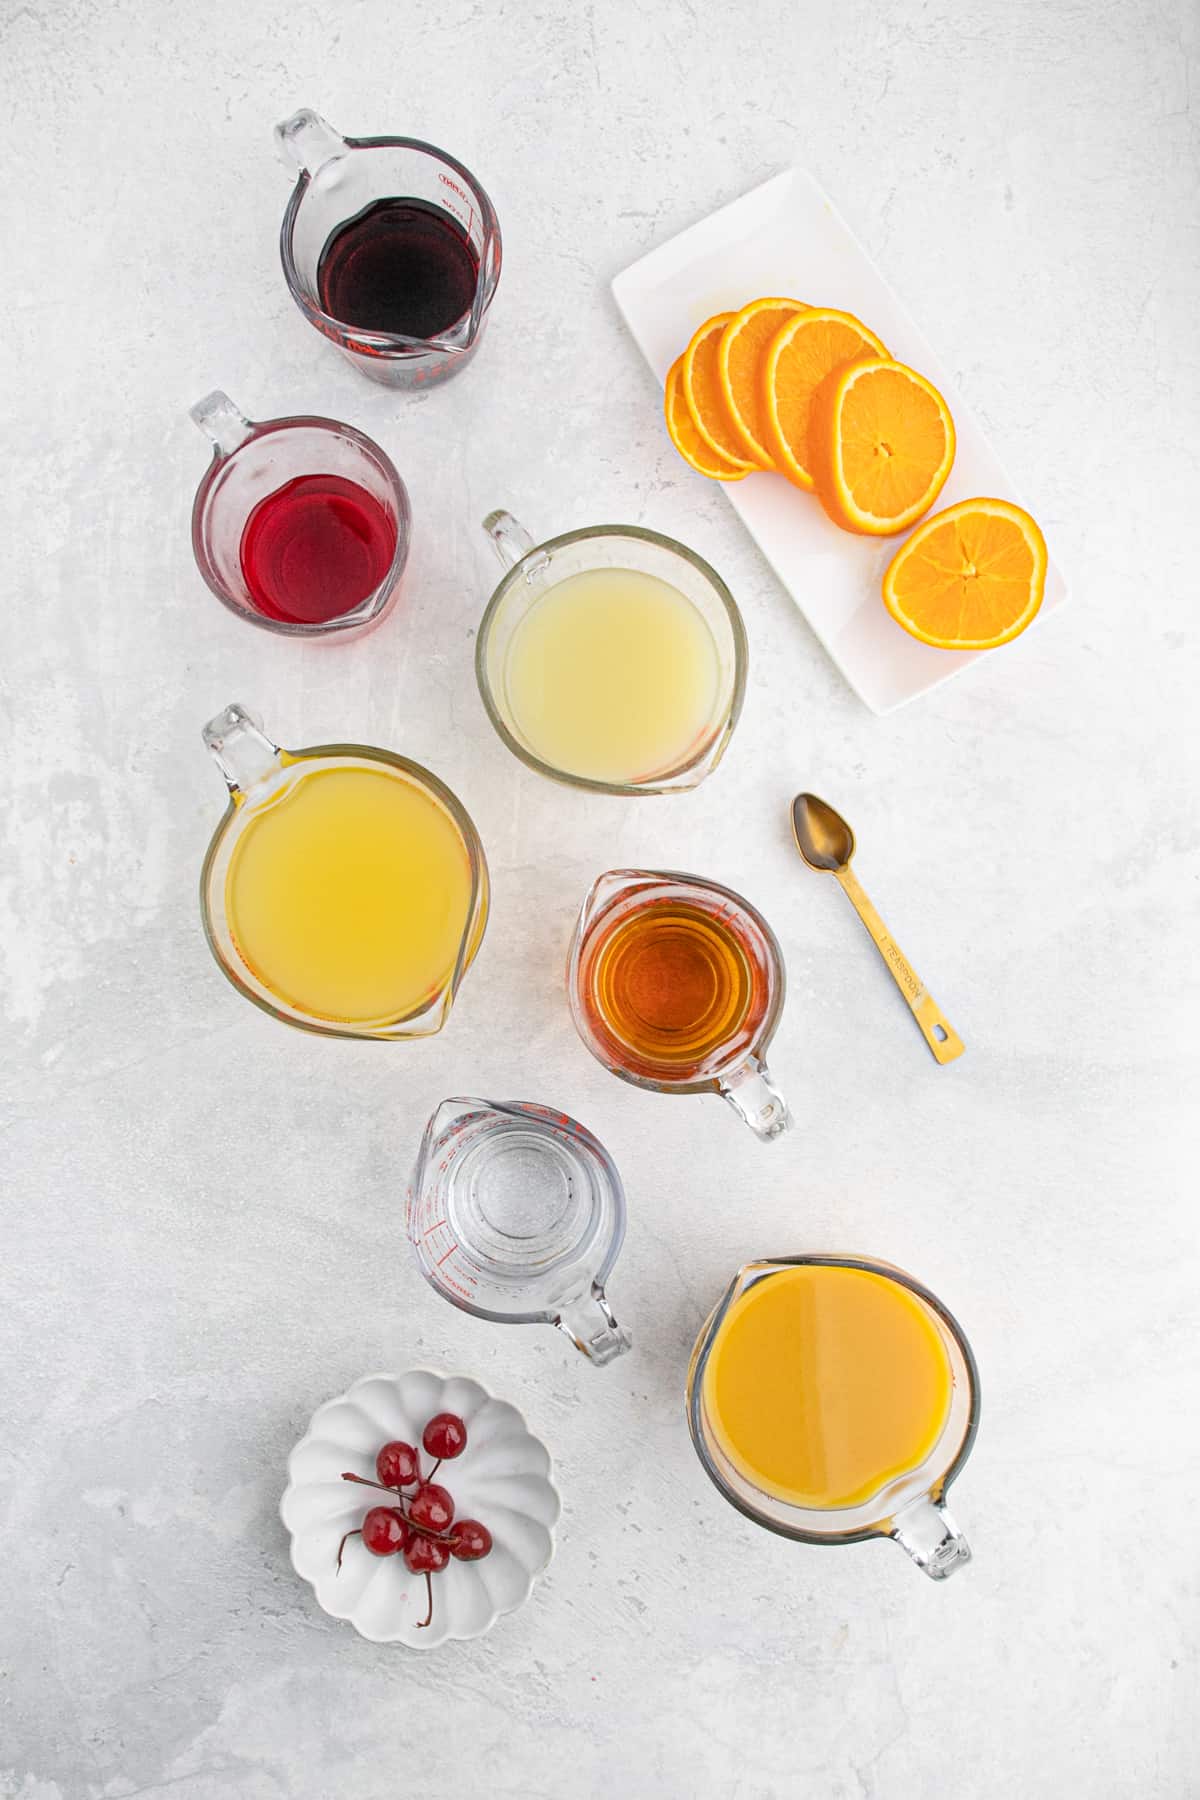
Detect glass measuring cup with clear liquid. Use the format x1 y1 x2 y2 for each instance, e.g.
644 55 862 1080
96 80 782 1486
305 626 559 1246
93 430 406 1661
407 1099 632 1366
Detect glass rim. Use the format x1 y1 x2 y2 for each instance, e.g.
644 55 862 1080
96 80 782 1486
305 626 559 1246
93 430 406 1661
190 412 411 638
279 134 503 352
686 1253 981 1545
475 525 749 796
199 742 488 1037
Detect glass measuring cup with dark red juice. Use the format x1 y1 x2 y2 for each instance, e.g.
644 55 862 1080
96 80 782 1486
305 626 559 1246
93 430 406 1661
276 111 502 388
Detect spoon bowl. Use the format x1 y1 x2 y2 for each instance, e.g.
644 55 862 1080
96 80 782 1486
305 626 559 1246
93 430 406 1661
792 793 855 872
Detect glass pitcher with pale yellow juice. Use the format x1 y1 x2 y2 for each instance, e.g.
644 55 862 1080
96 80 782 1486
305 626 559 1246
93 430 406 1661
476 512 746 794
688 1257 979 1580
200 704 488 1038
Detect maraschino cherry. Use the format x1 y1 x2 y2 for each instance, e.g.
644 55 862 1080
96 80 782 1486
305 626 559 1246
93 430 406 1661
423 1412 468 1468
376 1440 421 1488
336 1505 409 1571
409 1481 455 1533
450 1520 493 1561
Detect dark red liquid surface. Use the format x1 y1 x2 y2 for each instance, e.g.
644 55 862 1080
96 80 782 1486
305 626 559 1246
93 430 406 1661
238 475 397 625
317 198 480 339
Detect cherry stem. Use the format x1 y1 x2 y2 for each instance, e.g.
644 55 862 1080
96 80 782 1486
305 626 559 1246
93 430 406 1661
428 1459 442 1481
336 1528 361 1573
417 1570 433 1629
341 1471 415 1496
338 1472 460 1545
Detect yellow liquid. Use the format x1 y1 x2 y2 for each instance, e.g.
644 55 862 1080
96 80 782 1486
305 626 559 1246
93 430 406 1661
501 567 722 784
225 762 474 1025
703 1265 953 1510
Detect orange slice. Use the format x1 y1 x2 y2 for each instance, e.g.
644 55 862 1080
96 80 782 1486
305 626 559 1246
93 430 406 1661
882 498 1047 650
664 356 748 481
760 308 889 490
809 356 956 535
681 315 759 472
717 296 808 469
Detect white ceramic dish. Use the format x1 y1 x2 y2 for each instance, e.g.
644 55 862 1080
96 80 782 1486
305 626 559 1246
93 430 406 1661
280 1370 560 1647
611 168 1069 714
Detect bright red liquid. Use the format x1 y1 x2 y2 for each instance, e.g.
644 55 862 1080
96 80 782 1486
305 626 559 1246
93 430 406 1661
238 475 397 625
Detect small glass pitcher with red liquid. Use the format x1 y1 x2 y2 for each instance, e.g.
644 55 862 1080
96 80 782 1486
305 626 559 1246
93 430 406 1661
568 870 793 1142
275 108 502 389
189 391 410 637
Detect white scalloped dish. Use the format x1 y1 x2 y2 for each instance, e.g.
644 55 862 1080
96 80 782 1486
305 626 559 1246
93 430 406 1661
280 1370 560 1647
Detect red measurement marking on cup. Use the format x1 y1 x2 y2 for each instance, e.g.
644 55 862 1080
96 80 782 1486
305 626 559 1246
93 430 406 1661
435 1242 459 1267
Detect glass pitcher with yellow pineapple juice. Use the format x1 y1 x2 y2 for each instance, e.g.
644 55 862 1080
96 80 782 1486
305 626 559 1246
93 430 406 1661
200 704 488 1038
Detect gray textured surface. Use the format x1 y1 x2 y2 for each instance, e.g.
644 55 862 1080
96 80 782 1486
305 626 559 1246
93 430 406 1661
3 1 1198 1795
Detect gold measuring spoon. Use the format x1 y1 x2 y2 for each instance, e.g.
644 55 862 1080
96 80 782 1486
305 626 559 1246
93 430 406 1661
791 793 964 1065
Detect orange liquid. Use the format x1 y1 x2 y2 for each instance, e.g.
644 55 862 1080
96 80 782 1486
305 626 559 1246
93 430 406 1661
703 1265 954 1510
581 900 768 1081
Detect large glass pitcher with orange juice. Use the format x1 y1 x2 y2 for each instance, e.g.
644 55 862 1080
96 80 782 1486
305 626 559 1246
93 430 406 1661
200 704 488 1038
687 1256 979 1579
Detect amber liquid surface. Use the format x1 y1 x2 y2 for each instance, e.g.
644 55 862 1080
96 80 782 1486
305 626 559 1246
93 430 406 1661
581 899 770 1082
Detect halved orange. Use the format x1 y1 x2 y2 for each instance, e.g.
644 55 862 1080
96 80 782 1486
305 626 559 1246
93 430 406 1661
882 498 1047 650
681 315 759 472
809 356 956 535
760 308 889 490
664 357 748 481
717 296 808 469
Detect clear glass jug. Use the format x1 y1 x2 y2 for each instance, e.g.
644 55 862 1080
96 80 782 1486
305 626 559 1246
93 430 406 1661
688 1256 979 1580
407 1099 632 1366
276 108 501 389
567 869 792 1140
200 704 488 1038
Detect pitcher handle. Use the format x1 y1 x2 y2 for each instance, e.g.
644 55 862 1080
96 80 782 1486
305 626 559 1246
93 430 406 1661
274 107 349 178
554 1284 632 1367
718 1055 792 1142
203 703 283 798
190 390 253 458
890 1494 972 1580
482 510 543 574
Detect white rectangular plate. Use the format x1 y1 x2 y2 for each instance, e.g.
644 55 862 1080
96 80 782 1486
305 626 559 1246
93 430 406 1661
611 169 1068 714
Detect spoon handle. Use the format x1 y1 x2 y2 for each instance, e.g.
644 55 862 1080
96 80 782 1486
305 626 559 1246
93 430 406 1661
834 867 964 1064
